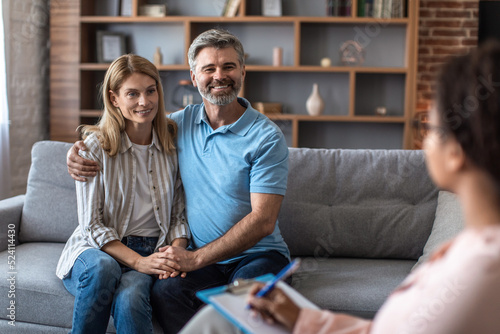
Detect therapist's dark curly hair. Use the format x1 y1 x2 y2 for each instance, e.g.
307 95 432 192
435 39 500 196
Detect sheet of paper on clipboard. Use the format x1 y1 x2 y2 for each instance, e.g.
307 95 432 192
196 274 319 334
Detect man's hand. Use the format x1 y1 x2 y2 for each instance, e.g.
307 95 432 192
158 238 190 279
67 140 100 181
159 245 202 274
134 251 181 277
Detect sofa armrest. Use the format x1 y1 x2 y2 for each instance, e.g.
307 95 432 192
0 195 25 252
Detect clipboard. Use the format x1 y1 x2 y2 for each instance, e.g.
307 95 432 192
196 274 319 334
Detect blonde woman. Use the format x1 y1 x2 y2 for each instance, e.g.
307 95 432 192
56 54 190 334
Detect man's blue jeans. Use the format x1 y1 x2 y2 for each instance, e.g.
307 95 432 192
63 237 157 334
151 250 290 334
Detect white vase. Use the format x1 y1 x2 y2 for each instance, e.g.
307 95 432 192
154 47 163 67
306 83 324 116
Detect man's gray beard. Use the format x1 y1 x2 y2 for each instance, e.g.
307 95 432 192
198 86 240 106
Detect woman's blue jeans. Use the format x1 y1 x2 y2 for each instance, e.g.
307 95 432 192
63 237 157 334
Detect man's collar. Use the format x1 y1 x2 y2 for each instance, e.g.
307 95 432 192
227 98 257 137
196 97 258 136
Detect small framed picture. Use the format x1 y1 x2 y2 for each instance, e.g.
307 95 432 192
262 0 282 16
96 31 126 63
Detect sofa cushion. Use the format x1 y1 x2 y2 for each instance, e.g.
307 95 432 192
413 191 465 268
0 242 168 333
279 148 439 260
0 320 70 333
292 257 415 319
19 141 78 243
0 243 128 333
0 243 74 328
0 195 24 251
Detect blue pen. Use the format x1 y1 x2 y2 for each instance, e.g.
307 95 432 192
248 258 301 308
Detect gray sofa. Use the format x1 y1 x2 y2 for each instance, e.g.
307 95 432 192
0 141 464 333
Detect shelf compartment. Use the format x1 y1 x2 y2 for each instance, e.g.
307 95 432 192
246 0 340 17
190 22 295 66
81 16 188 23
245 0 408 19
159 0 227 16
81 22 186 64
354 73 406 117
300 22 407 67
82 0 228 17
80 63 189 70
267 114 405 148
245 72 350 116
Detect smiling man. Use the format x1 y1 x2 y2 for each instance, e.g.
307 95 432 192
151 28 291 333
66 28 291 334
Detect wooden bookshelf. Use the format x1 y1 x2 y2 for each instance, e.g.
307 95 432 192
50 0 419 149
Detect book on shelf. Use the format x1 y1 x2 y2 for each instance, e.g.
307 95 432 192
361 0 404 17
262 0 282 16
326 0 352 17
120 0 133 16
391 0 405 18
222 0 241 17
358 0 374 17
221 0 230 16
326 0 337 16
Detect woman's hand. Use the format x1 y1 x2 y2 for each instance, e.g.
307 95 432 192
102 240 180 277
247 282 301 331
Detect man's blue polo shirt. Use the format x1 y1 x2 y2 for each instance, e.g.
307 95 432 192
169 97 290 263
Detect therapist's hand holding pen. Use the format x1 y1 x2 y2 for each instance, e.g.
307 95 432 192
246 259 302 331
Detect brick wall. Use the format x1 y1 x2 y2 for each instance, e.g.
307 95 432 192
417 0 479 110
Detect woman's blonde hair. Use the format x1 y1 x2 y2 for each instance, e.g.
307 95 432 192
80 54 176 156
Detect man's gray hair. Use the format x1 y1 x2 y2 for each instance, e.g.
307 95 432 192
188 29 245 71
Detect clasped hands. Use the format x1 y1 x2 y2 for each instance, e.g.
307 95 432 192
151 246 200 280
